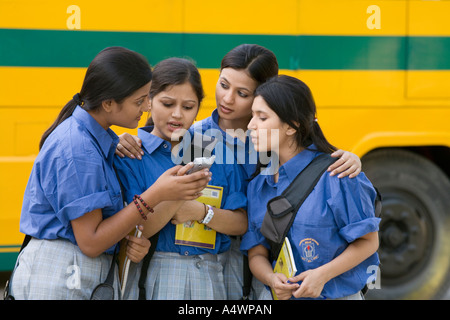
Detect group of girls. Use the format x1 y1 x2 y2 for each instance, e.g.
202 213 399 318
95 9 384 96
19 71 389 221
8 43 380 300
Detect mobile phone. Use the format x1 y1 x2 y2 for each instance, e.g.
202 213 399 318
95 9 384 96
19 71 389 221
186 155 215 174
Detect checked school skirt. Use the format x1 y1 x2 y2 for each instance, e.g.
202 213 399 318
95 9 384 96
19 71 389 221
9 238 120 300
142 251 227 300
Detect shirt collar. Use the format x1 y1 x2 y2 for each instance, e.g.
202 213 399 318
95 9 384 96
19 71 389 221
210 109 222 131
72 106 119 160
261 146 321 186
138 126 172 155
210 109 250 147
281 147 320 184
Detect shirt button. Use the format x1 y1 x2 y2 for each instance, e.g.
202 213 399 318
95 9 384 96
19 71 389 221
163 144 168 149
184 251 189 256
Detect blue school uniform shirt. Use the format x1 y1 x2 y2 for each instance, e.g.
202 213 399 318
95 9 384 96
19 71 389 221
240 147 380 299
113 126 248 256
20 106 122 254
191 109 257 180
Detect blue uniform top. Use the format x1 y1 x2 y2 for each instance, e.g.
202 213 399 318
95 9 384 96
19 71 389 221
114 126 248 255
191 109 258 180
19 106 122 254
240 147 380 299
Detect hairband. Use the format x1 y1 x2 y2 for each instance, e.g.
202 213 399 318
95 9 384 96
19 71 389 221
73 93 84 106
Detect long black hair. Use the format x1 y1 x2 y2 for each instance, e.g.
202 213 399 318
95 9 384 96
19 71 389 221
39 46 152 149
255 75 337 154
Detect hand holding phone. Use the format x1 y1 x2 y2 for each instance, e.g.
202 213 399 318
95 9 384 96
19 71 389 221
186 156 215 174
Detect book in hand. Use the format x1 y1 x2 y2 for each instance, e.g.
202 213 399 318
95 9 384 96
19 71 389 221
175 185 223 249
118 226 142 299
272 237 298 300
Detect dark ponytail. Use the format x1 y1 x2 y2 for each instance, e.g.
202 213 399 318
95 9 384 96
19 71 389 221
39 46 152 150
255 75 337 154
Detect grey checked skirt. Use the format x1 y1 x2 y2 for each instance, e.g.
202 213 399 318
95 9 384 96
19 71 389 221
143 251 227 300
9 238 120 300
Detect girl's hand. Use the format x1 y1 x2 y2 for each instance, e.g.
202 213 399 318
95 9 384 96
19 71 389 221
152 164 212 202
125 225 150 263
289 268 327 299
170 201 204 225
329 149 361 178
116 133 144 159
269 273 300 300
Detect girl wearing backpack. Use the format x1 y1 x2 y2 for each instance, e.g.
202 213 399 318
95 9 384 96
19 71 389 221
114 57 248 300
241 75 380 300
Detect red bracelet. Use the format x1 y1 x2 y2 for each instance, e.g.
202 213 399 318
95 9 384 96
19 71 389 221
132 197 147 220
134 194 154 213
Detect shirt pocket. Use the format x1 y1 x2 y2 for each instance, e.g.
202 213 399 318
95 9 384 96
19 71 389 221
103 170 124 218
289 224 337 270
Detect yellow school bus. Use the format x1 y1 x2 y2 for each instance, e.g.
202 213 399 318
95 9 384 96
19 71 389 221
1 0 449 299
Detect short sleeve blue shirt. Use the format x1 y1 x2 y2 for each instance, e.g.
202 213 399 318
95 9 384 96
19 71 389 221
240 147 380 299
20 106 122 253
114 126 248 256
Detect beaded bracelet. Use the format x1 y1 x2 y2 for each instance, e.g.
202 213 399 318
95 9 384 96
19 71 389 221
132 194 155 220
134 194 154 213
132 197 147 220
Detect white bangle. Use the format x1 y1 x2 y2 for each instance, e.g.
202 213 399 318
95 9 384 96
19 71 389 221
199 204 214 225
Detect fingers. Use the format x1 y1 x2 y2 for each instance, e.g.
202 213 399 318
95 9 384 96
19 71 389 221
339 166 361 178
161 165 186 177
328 150 361 178
330 149 344 158
288 272 306 284
176 169 212 191
176 162 194 176
271 273 299 300
126 235 150 263
292 283 323 299
117 133 143 160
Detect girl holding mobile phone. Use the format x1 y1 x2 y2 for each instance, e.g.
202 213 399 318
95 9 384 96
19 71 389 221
114 57 248 299
8 47 211 300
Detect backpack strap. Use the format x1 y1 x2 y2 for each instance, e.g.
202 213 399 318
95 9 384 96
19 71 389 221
3 234 32 300
261 153 337 260
137 232 159 300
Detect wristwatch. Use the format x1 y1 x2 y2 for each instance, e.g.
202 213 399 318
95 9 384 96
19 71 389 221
199 204 214 225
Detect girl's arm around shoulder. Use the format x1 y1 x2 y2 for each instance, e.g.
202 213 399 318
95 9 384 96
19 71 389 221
329 149 361 178
115 132 143 159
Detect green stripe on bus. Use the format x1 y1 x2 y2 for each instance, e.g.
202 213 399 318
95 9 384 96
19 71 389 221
0 252 18 271
1 29 449 70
